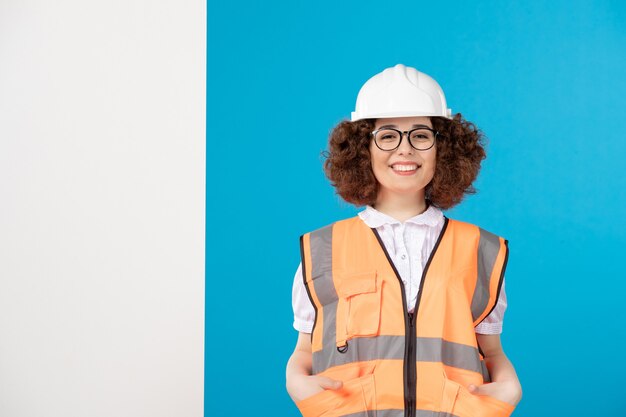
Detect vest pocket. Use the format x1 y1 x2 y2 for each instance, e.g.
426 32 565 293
440 376 460 414
294 373 377 417
442 377 515 417
476 393 516 417
336 270 382 340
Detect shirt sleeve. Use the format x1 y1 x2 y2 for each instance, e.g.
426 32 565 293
292 262 315 333
474 276 508 335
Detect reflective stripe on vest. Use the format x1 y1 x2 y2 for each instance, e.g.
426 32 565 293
296 216 512 417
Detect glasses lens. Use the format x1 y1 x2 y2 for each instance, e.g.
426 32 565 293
409 128 435 150
374 129 401 150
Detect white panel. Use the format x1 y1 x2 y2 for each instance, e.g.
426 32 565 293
0 1 205 416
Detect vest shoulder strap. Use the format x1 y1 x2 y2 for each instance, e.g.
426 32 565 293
469 222 509 325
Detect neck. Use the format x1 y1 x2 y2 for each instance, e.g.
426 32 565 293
372 189 429 222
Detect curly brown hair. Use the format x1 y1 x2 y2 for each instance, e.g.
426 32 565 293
321 114 487 210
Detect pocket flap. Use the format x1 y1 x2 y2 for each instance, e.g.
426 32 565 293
336 270 377 298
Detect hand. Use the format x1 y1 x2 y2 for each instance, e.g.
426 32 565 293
468 380 522 406
288 374 343 403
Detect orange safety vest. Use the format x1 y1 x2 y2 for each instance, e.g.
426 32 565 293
295 215 515 417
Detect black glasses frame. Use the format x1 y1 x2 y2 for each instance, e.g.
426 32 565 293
370 127 439 151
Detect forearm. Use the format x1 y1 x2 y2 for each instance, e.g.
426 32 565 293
483 352 519 383
286 349 312 385
483 351 523 405
474 334 522 406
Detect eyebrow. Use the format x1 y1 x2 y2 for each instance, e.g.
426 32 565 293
378 124 431 129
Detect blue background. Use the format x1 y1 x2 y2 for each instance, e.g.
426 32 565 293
207 1 626 415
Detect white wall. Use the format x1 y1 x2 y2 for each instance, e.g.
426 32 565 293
0 1 205 416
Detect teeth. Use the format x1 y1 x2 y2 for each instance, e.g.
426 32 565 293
392 165 418 171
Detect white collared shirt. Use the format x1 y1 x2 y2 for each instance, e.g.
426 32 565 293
292 204 507 334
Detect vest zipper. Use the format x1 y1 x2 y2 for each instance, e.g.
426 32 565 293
407 311 416 417
371 217 449 417
371 228 415 417
401 286 417 417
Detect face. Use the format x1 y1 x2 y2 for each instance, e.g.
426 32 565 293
369 116 437 201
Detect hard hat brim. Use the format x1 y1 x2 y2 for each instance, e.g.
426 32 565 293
351 109 452 122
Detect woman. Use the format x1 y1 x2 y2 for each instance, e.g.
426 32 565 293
286 64 522 417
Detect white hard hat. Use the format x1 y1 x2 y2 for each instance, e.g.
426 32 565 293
350 64 452 121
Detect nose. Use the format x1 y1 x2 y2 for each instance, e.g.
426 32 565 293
396 132 414 154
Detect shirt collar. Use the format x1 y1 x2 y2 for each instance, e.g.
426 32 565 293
358 203 443 228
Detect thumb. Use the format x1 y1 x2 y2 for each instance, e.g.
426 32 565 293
468 383 495 396
317 376 343 390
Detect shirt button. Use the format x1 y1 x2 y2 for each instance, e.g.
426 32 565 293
401 254 406 260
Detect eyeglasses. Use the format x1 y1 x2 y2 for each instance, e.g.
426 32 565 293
370 127 438 151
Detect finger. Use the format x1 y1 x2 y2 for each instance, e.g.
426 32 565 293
317 376 343 390
468 383 497 396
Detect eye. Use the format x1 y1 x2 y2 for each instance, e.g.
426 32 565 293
375 130 400 141
410 129 434 140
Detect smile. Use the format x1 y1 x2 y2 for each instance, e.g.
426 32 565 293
390 164 420 172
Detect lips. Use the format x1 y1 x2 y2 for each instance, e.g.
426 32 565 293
388 163 421 177
389 163 421 172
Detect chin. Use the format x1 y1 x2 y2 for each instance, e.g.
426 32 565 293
390 186 424 195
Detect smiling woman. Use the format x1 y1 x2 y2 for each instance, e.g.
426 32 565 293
286 64 522 417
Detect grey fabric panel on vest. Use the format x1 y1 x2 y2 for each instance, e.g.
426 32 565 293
481 359 491 383
310 224 334 285
340 410 402 417
313 335 483 376
369 410 405 417
313 335 405 373
471 228 501 322
416 412 460 417
418 337 484 375
309 224 338 374
341 410 460 417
